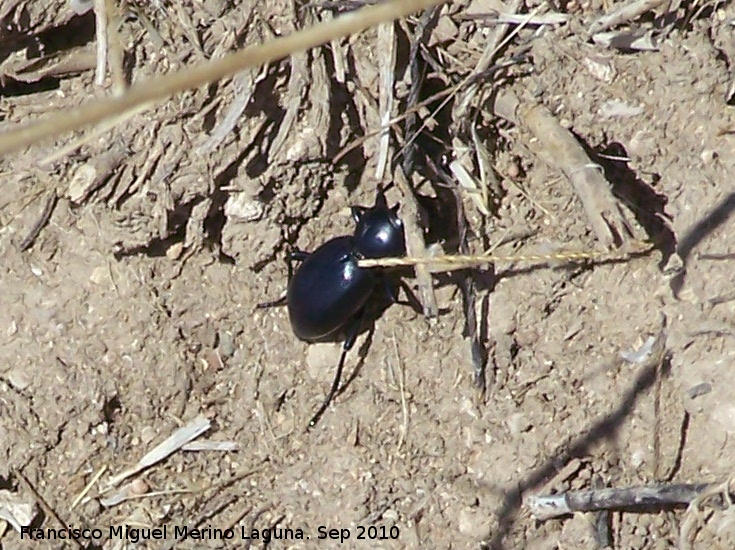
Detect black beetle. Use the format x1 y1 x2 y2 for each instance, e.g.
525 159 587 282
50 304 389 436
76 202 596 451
284 190 406 428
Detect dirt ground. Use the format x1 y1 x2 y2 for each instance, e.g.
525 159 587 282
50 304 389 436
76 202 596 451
2 0 735 548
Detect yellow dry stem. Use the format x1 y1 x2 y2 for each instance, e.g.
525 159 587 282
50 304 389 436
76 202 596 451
358 243 653 270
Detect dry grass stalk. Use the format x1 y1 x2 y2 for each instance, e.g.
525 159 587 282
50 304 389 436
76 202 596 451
358 242 653 271
181 441 240 452
69 465 108 511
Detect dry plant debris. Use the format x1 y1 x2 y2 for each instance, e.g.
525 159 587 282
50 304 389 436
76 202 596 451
527 482 714 521
104 415 211 490
494 90 635 248
1 0 734 548
0 0 451 154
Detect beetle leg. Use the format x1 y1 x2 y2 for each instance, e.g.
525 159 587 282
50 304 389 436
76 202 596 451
395 279 425 313
380 277 400 304
255 296 287 308
288 249 309 281
307 344 348 429
307 309 366 429
379 278 425 315
342 310 365 351
257 249 309 308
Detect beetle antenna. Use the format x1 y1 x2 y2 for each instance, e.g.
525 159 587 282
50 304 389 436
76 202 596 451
307 347 348 429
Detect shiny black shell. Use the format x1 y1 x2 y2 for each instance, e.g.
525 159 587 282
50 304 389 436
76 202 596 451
286 192 406 343
352 196 405 259
287 237 375 342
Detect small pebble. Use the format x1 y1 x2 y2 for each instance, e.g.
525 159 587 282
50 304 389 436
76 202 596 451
700 149 718 164
5 367 31 391
129 478 149 496
218 331 236 358
306 343 341 380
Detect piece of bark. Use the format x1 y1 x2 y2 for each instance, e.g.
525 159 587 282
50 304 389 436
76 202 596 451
528 483 712 521
494 91 633 248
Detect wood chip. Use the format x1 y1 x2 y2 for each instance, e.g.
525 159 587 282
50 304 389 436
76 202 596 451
104 415 211 489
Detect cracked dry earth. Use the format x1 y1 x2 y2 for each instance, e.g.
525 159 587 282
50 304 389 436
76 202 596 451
2 0 735 549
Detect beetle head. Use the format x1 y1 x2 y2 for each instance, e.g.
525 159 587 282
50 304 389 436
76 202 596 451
352 190 406 259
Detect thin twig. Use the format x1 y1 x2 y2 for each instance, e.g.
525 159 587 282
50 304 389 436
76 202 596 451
394 166 438 317
93 0 108 87
19 191 58 251
106 0 127 93
400 6 436 176
375 20 396 179
268 2 307 162
464 12 569 26
494 91 635 248
588 0 668 35
196 67 265 153
528 483 715 521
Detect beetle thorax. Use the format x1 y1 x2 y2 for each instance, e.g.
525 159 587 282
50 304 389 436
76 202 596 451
353 204 405 259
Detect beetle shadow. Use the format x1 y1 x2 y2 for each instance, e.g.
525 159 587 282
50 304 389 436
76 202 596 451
330 276 452 406
483 350 672 549
594 141 676 265
296 276 429 423
410 177 499 390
